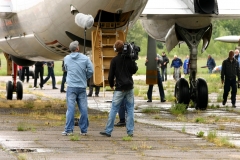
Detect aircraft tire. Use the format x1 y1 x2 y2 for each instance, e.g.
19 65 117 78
6 81 13 100
16 81 23 100
174 78 190 108
195 78 208 110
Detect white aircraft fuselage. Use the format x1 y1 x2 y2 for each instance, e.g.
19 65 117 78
0 0 147 63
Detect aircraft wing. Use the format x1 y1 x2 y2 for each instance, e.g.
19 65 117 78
140 0 240 52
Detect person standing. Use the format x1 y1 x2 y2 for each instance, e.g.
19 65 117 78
34 62 44 90
183 55 189 75
18 65 23 81
62 40 93 136
171 55 183 81
42 61 58 89
21 66 30 83
206 54 216 73
160 51 169 82
100 40 138 137
146 54 166 103
88 84 100 97
60 60 67 93
221 50 240 108
234 49 240 65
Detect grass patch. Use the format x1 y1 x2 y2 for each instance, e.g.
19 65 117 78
182 125 186 133
142 107 159 114
131 142 152 151
169 103 187 115
195 117 205 123
17 122 35 131
70 134 80 141
206 130 217 142
17 154 27 160
122 136 132 141
197 131 204 137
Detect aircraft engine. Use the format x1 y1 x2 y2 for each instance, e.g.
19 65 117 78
184 0 219 14
10 55 36 66
194 0 218 14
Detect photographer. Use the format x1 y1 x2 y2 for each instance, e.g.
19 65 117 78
100 40 138 137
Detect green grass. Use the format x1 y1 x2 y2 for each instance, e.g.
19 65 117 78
197 131 205 137
169 103 187 115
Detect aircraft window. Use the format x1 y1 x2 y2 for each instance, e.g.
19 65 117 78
62 48 67 51
56 45 62 48
50 46 55 48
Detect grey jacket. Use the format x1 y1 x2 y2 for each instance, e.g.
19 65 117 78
221 58 240 81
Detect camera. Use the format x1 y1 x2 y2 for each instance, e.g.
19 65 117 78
122 42 140 61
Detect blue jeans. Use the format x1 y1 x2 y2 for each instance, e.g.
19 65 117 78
161 67 167 81
147 70 165 101
223 78 237 105
105 89 134 135
64 87 89 133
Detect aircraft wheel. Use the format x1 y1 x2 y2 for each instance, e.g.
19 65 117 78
195 78 208 110
174 78 190 108
16 81 23 100
6 81 13 100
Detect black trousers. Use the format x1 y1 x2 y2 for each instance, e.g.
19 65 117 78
21 67 29 82
34 66 44 87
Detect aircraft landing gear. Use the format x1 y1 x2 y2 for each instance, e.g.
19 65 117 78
174 78 190 108
6 63 23 100
173 24 212 110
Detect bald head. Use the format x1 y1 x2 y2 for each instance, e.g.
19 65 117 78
235 49 239 55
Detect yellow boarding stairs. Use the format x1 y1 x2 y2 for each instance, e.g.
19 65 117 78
91 28 126 97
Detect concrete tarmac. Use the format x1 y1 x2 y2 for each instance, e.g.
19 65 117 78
0 76 240 159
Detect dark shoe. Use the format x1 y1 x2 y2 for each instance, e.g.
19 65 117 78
53 87 58 89
100 131 111 137
128 134 133 137
147 100 152 102
161 99 166 102
87 94 92 97
232 104 236 108
60 90 66 93
95 94 99 97
222 99 227 105
114 121 126 127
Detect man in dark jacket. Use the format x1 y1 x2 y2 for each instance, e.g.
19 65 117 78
100 40 138 137
160 52 169 81
221 50 240 108
42 61 58 89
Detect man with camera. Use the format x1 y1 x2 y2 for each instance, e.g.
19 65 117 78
100 40 138 137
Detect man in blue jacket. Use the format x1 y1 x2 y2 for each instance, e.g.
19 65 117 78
62 41 93 136
171 55 183 81
207 54 216 73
